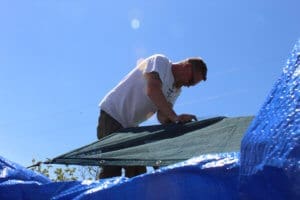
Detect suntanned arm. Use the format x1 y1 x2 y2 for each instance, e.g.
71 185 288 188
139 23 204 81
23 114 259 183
145 72 198 123
157 102 173 124
144 72 178 123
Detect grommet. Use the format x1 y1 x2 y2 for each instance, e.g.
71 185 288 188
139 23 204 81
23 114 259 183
99 160 105 164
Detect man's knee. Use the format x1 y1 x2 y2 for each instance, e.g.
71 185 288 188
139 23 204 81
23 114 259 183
124 166 146 178
98 166 122 179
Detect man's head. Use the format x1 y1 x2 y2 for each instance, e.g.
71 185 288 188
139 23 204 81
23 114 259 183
172 57 207 88
186 58 207 82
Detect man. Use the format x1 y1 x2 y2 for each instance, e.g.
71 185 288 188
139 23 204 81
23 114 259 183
97 54 207 178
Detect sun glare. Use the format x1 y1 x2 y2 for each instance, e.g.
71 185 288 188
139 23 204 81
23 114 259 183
131 18 140 29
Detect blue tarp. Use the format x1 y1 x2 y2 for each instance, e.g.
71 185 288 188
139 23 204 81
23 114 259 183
0 39 299 200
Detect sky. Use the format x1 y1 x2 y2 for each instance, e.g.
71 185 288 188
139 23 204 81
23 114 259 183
0 0 300 167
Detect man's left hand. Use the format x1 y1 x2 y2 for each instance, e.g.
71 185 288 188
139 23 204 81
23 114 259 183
177 114 197 123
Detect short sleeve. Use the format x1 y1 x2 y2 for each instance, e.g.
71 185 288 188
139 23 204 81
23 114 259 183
144 55 170 81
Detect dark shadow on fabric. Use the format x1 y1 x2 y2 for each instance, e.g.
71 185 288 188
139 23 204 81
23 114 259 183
98 117 226 153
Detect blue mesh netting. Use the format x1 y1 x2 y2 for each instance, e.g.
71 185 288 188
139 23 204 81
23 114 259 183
239 39 300 199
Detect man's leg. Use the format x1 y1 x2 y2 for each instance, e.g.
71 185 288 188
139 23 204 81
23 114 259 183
97 110 123 179
124 166 147 178
99 166 122 179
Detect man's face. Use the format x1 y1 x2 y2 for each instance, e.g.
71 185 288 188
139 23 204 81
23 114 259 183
184 63 203 87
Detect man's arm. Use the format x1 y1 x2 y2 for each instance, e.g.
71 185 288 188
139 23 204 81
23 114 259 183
157 102 173 124
144 72 178 123
145 72 198 123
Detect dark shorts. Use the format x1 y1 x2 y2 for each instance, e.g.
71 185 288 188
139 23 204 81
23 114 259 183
96 110 146 178
97 110 123 139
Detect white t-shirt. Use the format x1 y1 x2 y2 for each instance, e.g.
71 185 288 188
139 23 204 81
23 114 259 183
100 54 181 128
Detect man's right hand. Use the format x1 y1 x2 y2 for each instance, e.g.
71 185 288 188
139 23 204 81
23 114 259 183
175 114 197 123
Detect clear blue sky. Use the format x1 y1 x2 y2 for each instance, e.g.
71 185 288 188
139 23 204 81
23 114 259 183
1 0 299 167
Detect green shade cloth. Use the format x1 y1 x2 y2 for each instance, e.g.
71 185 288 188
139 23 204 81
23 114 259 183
49 116 253 167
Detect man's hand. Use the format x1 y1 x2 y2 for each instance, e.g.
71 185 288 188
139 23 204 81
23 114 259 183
176 114 197 123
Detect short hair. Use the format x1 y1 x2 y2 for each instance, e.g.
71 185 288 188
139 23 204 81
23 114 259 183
186 58 207 81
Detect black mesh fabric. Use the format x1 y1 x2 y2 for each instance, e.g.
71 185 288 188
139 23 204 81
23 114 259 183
49 116 253 167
